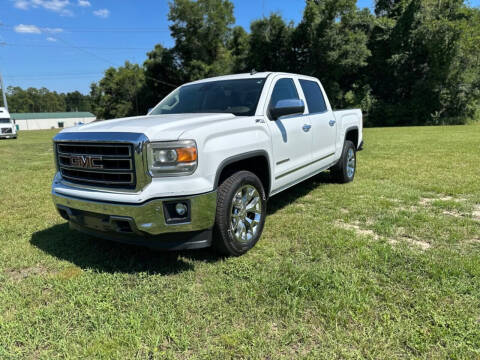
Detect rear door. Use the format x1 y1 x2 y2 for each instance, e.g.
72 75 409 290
299 78 337 167
264 76 312 184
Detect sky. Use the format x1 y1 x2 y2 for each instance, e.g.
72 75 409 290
0 0 478 94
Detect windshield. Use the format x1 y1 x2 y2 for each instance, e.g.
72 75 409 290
0 118 11 124
150 78 266 117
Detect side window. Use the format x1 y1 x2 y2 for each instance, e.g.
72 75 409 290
269 78 299 109
299 79 327 114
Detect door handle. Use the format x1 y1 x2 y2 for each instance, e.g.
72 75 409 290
302 124 312 132
329 120 336 127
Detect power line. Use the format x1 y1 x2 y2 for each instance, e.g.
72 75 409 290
1 42 153 50
4 73 104 79
0 29 178 89
0 24 171 33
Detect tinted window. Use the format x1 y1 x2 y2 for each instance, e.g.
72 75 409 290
269 78 299 108
150 78 266 117
299 79 327 114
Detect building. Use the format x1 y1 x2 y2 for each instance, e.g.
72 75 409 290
11 112 96 131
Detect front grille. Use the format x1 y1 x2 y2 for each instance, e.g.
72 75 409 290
1 128 12 134
56 142 136 188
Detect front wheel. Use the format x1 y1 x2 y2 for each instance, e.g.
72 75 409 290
213 171 267 256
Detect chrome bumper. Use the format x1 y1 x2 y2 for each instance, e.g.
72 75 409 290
0 134 16 138
52 190 217 237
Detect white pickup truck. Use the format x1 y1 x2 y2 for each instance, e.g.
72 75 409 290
52 72 363 256
0 107 17 139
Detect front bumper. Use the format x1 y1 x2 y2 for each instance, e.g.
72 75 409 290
0 133 16 139
52 190 217 250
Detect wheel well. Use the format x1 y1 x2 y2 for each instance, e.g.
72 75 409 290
217 155 270 195
345 128 359 149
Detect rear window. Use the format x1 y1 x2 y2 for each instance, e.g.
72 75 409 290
299 79 327 114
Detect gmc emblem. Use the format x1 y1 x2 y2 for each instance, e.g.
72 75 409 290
70 155 103 169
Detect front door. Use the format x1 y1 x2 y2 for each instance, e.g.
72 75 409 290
265 76 312 188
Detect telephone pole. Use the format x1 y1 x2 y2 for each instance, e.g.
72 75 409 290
0 71 8 112
0 39 8 111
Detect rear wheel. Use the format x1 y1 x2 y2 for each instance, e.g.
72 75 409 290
331 140 356 183
213 171 267 256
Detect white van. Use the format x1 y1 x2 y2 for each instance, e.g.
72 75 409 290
0 107 17 139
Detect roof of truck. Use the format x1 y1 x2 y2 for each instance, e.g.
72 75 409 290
187 72 319 85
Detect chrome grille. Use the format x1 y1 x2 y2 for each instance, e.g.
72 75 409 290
1 128 12 134
56 142 136 188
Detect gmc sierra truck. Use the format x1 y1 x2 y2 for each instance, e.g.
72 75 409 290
52 72 363 256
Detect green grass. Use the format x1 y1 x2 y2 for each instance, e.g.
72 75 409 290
0 126 479 359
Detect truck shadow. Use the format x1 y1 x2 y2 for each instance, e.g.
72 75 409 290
267 171 331 215
30 224 221 275
30 172 331 275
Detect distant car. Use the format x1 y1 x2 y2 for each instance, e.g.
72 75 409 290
52 72 363 256
0 107 17 139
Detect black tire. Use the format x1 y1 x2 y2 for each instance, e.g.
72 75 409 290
330 140 356 183
213 170 267 256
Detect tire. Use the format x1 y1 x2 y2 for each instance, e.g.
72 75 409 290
330 140 356 183
213 170 267 256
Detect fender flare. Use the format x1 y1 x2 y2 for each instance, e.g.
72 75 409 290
214 150 271 192
344 125 359 147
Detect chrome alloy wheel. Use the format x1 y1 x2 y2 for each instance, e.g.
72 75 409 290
230 185 262 243
346 148 356 178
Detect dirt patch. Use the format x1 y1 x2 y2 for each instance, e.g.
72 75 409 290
5 265 50 282
442 210 465 219
473 205 480 221
335 221 431 250
420 195 467 206
419 198 435 206
335 221 381 240
397 236 431 250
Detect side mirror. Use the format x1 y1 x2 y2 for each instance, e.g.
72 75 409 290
270 99 305 120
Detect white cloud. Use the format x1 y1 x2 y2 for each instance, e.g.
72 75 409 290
14 24 42 34
93 8 109 18
13 0 30 9
12 0 73 16
77 0 90 7
14 24 64 35
43 27 63 34
46 36 57 42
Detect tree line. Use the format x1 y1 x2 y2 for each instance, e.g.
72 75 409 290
4 0 480 126
1 87 92 113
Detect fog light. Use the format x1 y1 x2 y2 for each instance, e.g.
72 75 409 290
175 203 188 216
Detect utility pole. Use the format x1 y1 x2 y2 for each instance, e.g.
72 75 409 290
0 39 8 111
0 71 8 112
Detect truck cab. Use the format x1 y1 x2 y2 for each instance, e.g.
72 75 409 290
0 108 17 139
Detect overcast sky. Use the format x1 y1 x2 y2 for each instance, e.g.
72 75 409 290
0 0 478 94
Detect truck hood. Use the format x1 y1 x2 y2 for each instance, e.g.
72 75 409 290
60 113 237 140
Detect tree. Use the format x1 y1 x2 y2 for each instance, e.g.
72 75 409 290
229 26 250 73
291 0 374 109
142 44 183 109
168 0 235 80
247 14 294 72
90 61 145 119
368 0 480 125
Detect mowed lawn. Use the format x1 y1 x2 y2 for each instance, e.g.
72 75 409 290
0 125 479 359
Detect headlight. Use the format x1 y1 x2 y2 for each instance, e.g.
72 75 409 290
147 140 198 177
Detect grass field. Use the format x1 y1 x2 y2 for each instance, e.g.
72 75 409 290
0 125 479 359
